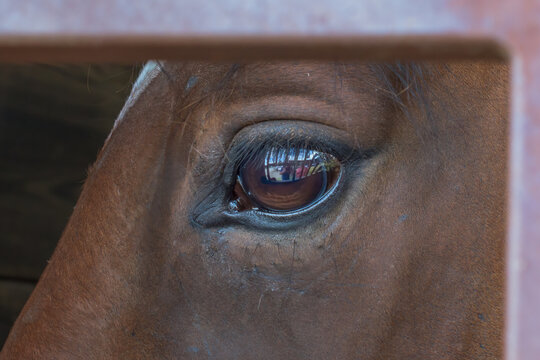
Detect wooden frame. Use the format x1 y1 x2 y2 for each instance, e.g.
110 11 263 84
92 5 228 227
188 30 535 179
1 1 539 358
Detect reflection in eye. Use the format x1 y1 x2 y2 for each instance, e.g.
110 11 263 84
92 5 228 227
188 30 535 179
230 147 341 212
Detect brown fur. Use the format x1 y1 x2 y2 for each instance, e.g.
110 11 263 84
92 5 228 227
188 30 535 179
1 61 507 359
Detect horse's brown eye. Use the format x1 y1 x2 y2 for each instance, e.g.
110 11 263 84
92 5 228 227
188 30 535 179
232 147 341 212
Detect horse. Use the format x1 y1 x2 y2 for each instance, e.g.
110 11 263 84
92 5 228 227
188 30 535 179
0 60 508 359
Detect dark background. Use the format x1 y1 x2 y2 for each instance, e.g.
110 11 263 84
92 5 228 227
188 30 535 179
0 64 138 347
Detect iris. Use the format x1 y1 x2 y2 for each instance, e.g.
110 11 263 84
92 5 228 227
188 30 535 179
232 147 341 212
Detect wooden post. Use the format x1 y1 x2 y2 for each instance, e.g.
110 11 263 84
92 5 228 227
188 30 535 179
1 1 539 358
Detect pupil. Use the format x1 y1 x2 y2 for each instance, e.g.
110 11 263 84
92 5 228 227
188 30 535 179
238 147 339 212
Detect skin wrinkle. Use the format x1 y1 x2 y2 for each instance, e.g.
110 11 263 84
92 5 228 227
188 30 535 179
1 61 507 360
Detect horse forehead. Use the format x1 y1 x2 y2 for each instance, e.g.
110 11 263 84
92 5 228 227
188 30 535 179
188 63 383 125
166 62 377 97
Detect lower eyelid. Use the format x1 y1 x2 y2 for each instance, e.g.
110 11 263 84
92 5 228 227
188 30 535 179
191 162 348 231
223 167 345 229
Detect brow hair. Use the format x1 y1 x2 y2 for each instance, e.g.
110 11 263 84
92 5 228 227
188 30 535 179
370 63 428 107
371 62 442 147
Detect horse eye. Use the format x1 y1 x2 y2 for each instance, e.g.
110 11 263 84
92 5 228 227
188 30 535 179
230 147 341 213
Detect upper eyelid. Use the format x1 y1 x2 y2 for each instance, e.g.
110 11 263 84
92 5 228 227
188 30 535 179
224 121 356 165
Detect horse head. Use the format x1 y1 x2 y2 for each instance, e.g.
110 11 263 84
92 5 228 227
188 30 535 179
1 61 508 359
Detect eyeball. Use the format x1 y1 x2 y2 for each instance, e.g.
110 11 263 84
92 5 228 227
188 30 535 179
232 147 341 213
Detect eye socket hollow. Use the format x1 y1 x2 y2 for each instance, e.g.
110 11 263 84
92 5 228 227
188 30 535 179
232 147 341 213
